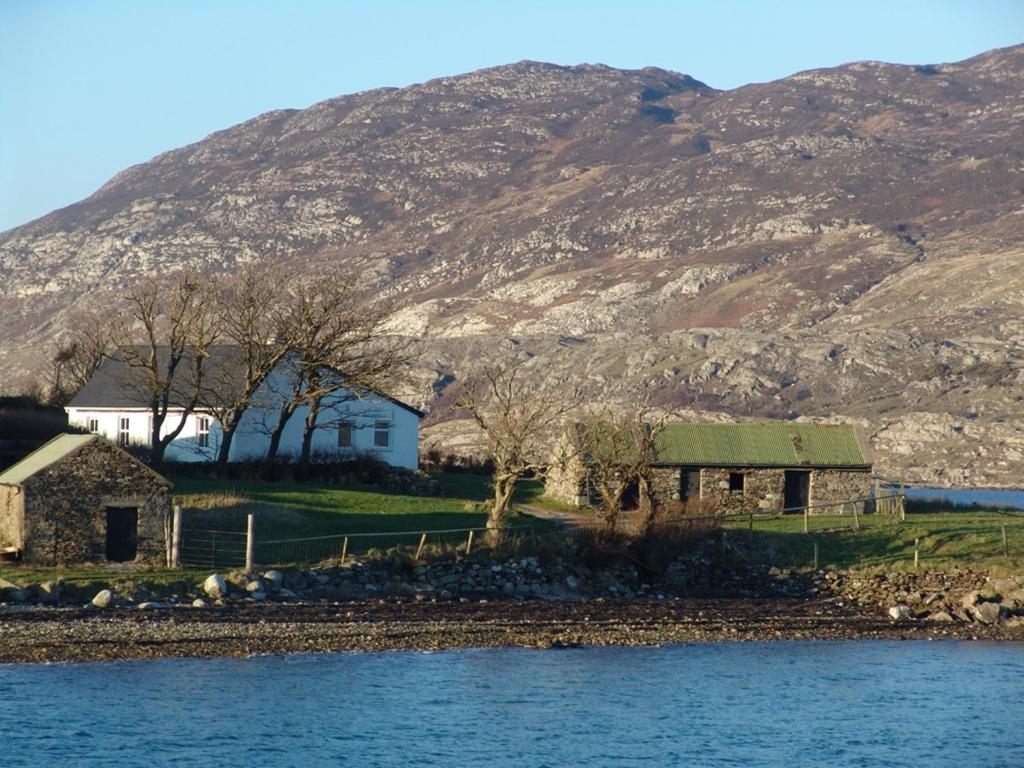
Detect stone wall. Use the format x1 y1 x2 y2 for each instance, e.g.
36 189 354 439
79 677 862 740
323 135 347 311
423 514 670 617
649 467 683 508
0 486 23 551
547 458 874 515
701 468 786 514
544 438 588 506
811 469 873 507
19 440 171 565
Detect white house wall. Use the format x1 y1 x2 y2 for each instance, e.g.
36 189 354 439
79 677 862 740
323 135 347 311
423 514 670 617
66 387 420 469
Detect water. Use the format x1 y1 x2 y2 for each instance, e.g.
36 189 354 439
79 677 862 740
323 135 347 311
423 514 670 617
902 486 1024 510
2 642 1022 767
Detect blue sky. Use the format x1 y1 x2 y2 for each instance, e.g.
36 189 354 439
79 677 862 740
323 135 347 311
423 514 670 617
1 1 1022 233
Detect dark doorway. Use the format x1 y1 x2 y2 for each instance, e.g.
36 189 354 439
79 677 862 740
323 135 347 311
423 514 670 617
105 507 138 562
783 471 811 510
679 470 700 503
620 479 640 510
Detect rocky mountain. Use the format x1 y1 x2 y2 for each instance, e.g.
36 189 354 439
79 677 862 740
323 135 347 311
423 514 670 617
2 46 1023 486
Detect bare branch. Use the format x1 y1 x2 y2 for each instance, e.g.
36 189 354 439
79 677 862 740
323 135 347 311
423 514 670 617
452 350 582 538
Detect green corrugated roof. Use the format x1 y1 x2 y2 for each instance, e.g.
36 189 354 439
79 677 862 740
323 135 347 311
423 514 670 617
653 423 869 468
0 434 97 485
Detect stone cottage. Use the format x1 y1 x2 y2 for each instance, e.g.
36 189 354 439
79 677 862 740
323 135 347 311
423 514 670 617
0 434 172 565
546 422 873 514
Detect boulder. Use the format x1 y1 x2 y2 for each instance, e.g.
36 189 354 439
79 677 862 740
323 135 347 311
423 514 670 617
245 579 265 593
973 602 1006 625
925 610 955 623
888 605 914 621
35 580 60 604
91 589 114 609
250 591 267 601
137 601 165 611
203 573 228 599
0 577 27 603
263 570 284 589
960 591 983 610
192 598 207 608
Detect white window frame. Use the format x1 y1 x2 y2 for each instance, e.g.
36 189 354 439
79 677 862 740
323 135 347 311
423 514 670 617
373 420 391 449
197 416 210 448
118 417 130 447
87 417 99 433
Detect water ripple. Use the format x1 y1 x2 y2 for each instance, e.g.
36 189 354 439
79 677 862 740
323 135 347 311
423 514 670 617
1 641 1022 767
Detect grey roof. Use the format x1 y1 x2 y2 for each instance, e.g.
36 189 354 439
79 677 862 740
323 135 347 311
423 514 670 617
67 346 237 409
0 434 98 485
68 345 424 417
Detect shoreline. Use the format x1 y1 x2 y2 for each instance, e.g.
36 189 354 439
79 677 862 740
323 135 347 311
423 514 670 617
2 597 1021 665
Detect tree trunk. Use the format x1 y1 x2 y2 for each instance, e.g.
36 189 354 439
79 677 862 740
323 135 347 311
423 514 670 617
266 402 297 464
486 474 518 545
637 474 655 533
216 412 238 466
298 394 323 477
149 408 166 467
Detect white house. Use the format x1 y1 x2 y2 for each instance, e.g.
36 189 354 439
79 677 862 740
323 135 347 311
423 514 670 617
65 349 422 469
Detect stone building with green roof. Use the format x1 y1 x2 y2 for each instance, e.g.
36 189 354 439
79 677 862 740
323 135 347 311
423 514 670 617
546 422 873 514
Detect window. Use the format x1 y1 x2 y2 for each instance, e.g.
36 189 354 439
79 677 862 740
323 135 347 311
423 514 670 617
87 418 99 433
197 417 210 448
118 417 130 447
337 421 353 448
728 472 745 493
373 420 391 449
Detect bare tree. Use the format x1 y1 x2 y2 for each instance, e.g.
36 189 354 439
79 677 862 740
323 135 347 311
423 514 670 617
196 266 295 465
110 269 220 466
45 309 112 406
453 353 582 542
260 270 416 472
576 401 673 533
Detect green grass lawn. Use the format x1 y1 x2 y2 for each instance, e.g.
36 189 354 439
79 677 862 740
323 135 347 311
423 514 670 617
0 472 557 581
722 507 1024 571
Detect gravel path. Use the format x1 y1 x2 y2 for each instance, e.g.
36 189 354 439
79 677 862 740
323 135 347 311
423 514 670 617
2 598 1020 664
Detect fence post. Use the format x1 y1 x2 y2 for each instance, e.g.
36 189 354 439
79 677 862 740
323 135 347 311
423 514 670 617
245 512 255 573
748 513 753 532
1002 526 1009 558
813 541 819 570
415 532 427 560
803 506 809 534
171 504 182 568
341 536 349 564
465 530 474 556
852 501 860 531
913 538 919 571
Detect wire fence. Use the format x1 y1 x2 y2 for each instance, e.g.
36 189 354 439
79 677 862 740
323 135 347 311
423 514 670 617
178 529 248 570
175 516 568 571
664 493 906 534
174 492 1023 573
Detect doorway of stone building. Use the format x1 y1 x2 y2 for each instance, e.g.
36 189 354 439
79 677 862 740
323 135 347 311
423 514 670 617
783 471 811 510
679 470 700 504
105 507 138 561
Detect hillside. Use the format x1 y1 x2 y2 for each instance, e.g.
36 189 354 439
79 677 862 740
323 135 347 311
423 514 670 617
2 47 1023 485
